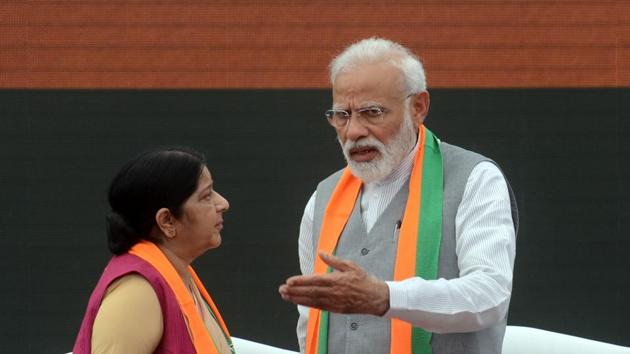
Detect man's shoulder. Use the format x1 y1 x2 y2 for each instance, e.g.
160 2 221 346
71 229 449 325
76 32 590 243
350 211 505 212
440 141 496 173
312 168 345 206
439 141 506 193
317 168 345 188
440 141 489 162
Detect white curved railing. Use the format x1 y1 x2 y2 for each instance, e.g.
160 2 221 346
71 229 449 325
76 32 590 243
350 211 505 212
66 326 630 354
232 336 298 353
502 326 630 354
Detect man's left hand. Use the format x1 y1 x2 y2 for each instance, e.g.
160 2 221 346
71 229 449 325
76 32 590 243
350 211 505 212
278 252 390 316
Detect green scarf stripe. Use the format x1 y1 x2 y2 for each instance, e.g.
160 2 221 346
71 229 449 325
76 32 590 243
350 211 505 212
317 128 443 354
317 266 333 354
202 301 235 353
411 128 443 354
317 310 330 354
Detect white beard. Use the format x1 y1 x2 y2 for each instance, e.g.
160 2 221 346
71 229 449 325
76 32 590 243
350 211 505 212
339 111 417 183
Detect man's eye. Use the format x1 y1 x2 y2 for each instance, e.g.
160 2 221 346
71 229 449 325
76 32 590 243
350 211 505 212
363 108 382 117
335 111 350 119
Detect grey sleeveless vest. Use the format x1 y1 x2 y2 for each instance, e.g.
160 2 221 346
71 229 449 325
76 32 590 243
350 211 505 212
311 142 519 354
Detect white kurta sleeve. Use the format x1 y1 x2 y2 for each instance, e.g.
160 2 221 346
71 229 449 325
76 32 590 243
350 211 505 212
384 161 516 333
296 191 316 353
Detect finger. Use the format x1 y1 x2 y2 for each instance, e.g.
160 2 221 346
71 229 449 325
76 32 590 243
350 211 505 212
284 294 348 314
280 287 340 311
319 252 354 272
282 294 327 310
281 284 331 298
286 274 335 287
278 284 289 296
279 286 290 301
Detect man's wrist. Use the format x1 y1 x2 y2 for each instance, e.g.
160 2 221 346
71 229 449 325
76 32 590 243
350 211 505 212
372 278 391 316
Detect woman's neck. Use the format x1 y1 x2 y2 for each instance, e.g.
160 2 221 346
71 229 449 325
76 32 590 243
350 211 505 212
158 243 193 284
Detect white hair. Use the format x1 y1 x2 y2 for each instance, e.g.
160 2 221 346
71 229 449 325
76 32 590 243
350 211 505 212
330 37 427 94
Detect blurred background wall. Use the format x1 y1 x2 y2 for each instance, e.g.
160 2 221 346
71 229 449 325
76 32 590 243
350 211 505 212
1 1 629 352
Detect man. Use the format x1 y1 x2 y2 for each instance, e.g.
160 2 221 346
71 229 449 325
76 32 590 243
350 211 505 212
279 38 518 354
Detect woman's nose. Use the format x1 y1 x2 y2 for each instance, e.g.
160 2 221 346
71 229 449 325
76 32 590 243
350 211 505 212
215 192 229 212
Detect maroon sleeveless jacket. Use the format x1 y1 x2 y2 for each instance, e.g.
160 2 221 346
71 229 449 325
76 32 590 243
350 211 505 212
73 253 196 354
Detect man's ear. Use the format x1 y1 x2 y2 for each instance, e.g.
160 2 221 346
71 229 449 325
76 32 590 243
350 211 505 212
155 208 177 239
411 91 430 127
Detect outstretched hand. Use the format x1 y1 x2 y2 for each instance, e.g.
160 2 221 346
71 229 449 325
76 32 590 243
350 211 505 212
278 252 390 316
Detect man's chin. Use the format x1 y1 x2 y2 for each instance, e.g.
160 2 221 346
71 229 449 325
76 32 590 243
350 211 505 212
348 162 386 183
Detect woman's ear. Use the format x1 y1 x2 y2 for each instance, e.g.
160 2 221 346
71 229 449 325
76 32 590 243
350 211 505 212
155 208 177 239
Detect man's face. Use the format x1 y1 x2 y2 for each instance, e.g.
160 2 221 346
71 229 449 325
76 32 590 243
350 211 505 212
332 61 409 155
332 62 418 182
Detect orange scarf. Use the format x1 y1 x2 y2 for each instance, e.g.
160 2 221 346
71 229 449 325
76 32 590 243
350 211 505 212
130 240 231 354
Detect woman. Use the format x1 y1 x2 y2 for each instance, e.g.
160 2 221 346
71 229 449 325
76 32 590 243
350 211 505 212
73 147 234 354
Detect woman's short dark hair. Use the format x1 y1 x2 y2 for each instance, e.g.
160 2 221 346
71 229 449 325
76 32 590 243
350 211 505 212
106 147 205 255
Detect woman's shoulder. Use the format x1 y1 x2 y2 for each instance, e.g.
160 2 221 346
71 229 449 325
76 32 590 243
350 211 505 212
105 273 154 295
91 273 163 354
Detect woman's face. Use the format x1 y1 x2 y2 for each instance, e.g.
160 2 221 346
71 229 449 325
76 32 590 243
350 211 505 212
175 166 229 255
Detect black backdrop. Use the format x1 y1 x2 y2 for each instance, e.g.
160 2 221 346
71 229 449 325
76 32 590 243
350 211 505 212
1 89 628 353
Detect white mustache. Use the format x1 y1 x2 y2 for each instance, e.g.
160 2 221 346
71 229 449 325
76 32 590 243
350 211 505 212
342 137 385 158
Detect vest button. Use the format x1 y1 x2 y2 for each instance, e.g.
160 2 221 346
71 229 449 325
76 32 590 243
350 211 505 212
361 248 369 256
350 322 359 330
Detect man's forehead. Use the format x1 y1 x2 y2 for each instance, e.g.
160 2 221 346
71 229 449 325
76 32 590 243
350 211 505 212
333 82 403 108
333 63 404 98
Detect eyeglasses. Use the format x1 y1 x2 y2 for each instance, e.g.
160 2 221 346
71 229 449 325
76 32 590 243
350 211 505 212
325 93 418 128
325 106 389 128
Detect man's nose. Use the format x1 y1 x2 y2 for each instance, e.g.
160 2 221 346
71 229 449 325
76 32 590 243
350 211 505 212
344 114 369 141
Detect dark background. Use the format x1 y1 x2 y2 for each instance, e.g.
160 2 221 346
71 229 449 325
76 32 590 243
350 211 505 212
1 89 628 353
